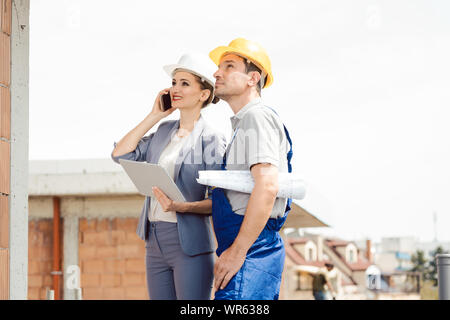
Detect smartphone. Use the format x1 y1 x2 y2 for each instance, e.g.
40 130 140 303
160 93 172 111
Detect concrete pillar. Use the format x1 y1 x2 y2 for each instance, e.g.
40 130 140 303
9 0 30 300
63 216 79 300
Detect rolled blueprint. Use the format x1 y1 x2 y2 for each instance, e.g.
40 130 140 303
196 170 306 200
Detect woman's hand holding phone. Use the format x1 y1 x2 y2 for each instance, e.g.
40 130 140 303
150 88 175 119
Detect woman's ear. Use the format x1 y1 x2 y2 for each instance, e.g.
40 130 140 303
200 89 211 102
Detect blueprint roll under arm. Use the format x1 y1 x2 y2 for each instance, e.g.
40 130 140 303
196 170 306 200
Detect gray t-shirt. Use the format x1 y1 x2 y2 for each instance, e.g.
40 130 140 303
224 98 290 218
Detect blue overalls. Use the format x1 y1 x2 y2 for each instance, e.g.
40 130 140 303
212 107 293 300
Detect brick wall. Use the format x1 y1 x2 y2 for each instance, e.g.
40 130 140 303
27 217 148 300
28 219 63 300
79 218 148 300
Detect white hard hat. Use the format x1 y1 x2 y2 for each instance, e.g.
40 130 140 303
163 52 217 90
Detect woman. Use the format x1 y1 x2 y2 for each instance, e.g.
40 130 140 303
111 53 226 300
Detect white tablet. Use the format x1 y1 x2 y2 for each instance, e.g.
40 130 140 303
119 159 186 202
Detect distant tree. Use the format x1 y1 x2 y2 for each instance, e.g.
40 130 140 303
427 246 449 286
411 250 428 275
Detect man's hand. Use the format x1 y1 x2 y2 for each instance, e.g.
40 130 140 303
152 187 181 212
214 246 246 291
213 163 278 292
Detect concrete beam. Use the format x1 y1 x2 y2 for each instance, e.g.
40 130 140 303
29 159 139 196
29 171 138 196
29 195 145 219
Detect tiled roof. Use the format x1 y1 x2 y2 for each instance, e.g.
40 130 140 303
325 240 372 271
285 238 326 267
325 239 350 247
287 238 310 245
345 251 372 271
285 238 359 286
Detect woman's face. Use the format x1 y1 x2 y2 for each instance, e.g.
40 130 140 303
170 70 210 110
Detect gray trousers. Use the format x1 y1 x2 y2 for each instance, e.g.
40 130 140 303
145 221 214 300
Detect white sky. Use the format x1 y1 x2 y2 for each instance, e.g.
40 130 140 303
29 0 450 243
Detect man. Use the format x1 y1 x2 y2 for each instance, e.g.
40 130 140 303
208 38 293 300
312 263 337 300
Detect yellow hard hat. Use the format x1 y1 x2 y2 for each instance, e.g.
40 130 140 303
209 38 273 89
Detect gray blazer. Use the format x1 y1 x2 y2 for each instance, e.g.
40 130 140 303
111 115 226 256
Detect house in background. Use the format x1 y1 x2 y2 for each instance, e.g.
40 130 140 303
281 232 422 300
281 231 372 300
324 238 372 289
373 236 417 273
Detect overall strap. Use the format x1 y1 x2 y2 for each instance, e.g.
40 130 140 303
261 106 293 174
283 124 293 173
263 106 294 219
221 129 239 170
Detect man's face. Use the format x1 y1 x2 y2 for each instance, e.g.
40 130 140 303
213 54 250 100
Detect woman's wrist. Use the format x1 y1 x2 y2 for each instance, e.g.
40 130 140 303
174 201 189 213
147 112 164 123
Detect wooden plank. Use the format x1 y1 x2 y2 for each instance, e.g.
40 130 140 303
1 0 12 36
0 249 9 300
0 140 9 194
0 86 10 139
0 195 7 248
0 32 10 87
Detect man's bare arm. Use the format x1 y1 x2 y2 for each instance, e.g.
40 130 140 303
213 163 279 290
231 163 279 253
